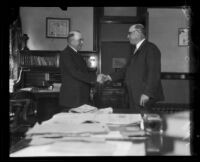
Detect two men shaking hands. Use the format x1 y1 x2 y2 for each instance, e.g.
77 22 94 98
96 74 112 84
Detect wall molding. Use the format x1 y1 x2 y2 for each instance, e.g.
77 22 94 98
161 72 195 80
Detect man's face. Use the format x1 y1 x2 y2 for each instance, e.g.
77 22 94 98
127 28 140 45
71 33 84 51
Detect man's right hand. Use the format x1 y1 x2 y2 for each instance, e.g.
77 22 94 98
97 74 112 84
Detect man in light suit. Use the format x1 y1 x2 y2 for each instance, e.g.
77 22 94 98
59 31 103 110
101 24 165 113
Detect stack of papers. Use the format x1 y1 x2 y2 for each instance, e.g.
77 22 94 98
49 113 142 125
25 113 110 146
69 104 98 113
26 122 109 136
164 111 191 139
69 104 113 114
23 112 143 146
10 113 146 156
20 87 34 91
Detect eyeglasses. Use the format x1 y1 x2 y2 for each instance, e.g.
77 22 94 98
128 30 138 35
77 38 84 42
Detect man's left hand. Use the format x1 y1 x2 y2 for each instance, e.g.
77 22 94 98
140 94 150 107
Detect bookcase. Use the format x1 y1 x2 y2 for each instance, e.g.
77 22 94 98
18 50 60 88
17 50 99 88
19 50 60 70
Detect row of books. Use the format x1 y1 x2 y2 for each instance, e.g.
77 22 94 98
20 55 60 67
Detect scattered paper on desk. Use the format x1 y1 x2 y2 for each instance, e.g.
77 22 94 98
91 131 123 139
26 122 109 136
20 87 33 91
29 136 56 145
121 130 146 137
94 114 142 125
68 104 113 114
10 113 146 156
69 104 98 113
98 107 113 114
47 113 96 124
29 135 106 146
48 113 142 125
164 111 191 139
166 110 190 119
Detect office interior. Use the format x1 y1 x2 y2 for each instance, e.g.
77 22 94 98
9 7 195 156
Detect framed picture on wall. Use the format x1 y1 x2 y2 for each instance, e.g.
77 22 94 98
178 28 189 46
46 17 70 38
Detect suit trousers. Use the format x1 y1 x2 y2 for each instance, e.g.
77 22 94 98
127 88 156 113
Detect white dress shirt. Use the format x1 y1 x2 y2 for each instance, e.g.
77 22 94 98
108 39 146 81
69 45 78 53
134 38 145 54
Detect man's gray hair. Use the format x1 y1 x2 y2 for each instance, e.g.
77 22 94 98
134 24 146 36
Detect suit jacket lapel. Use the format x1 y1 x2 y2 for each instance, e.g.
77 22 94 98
134 40 147 55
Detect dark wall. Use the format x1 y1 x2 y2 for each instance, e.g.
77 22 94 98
161 80 190 104
10 7 20 25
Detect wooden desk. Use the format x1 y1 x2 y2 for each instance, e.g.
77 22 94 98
10 113 146 156
25 88 130 123
10 111 191 156
30 90 60 123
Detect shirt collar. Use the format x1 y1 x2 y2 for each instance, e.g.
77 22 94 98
69 45 78 53
136 38 145 50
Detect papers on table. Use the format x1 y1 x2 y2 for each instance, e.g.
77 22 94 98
10 113 146 156
95 114 142 125
68 104 113 114
25 112 143 145
20 87 33 91
26 120 109 146
164 111 191 139
69 104 98 113
49 113 142 125
26 122 109 136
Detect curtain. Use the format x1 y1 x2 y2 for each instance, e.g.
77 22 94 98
9 8 22 80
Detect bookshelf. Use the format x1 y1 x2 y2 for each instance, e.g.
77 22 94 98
19 50 60 69
17 50 99 88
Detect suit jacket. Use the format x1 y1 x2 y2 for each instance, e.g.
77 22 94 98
110 40 164 109
59 46 96 108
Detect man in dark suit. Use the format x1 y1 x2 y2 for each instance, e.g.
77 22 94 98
59 31 103 110
101 24 164 113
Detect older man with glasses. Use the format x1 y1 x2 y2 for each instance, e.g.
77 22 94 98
101 24 165 113
59 30 103 111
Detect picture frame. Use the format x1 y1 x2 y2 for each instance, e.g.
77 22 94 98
46 17 70 38
178 28 189 46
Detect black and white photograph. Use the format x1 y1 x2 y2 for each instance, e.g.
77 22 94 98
6 5 200 158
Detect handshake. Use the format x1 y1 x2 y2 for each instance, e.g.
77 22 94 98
97 74 112 84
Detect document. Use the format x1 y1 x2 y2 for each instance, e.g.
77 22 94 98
68 104 113 113
10 113 146 156
164 111 190 139
94 114 142 125
69 104 98 113
26 122 109 136
48 113 142 125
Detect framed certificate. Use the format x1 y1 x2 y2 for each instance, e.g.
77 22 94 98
178 28 189 46
46 17 70 38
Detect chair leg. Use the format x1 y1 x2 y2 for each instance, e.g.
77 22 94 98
21 100 31 122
